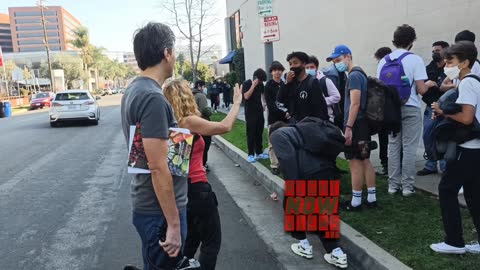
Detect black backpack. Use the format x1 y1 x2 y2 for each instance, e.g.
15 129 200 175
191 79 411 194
350 68 402 136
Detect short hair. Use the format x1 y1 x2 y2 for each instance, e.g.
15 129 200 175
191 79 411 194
269 121 289 136
194 80 206 89
374 47 392 60
269 61 285 72
307 55 320 68
392 24 417 48
455 30 476 43
432 41 450 48
133 22 176 71
444 41 478 69
253 68 267 82
286 51 309 64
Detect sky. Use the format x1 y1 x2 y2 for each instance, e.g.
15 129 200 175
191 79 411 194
0 0 227 53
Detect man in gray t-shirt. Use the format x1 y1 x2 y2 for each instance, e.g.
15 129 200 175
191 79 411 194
121 22 190 270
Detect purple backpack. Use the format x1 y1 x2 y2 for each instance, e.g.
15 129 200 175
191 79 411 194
379 52 413 105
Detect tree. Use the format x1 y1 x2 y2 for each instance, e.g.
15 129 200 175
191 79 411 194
163 0 218 82
232 47 245 84
181 61 214 82
4 60 18 81
177 52 186 76
41 54 86 89
22 67 32 81
69 26 92 71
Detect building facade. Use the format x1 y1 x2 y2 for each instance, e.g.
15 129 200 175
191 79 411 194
0 13 13 53
123 52 140 73
225 0 480 78
8 6 81 53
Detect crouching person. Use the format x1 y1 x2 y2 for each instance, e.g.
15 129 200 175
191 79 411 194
270 118 348 268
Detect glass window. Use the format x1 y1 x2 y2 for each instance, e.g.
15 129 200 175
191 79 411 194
34 92 50 99
17 32 59 38
16 25 42 31
15 11 57 17
55 92 91 101
18 40 44 45
19 47 44 52
0 29 11 34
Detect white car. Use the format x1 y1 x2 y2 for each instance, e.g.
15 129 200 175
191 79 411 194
49 90 101 127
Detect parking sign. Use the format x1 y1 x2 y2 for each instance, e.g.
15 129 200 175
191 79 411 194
261 16 280 43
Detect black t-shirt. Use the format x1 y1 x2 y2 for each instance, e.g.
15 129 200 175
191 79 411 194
265 79 287 124
423 61 447 106
277 74 329 122
242 79 264 113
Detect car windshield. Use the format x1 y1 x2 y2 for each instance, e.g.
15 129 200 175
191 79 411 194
34 93 49 99
55 93 90 101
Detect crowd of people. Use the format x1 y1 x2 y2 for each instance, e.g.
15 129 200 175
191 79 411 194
120 21 480 270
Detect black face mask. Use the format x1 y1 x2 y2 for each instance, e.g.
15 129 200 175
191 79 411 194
407 44 413 51
432 52 442 63
290 66 304 77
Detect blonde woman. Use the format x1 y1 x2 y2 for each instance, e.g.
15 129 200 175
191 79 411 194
163 79 242 270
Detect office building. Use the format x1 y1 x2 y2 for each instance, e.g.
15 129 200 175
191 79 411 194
0 13 13 53
8 6 81 53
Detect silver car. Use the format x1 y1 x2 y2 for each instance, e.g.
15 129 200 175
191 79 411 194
49 90 101 127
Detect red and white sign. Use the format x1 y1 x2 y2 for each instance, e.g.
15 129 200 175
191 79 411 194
261 16 280 43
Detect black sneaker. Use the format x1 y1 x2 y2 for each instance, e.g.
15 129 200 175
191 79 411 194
341 201 362 212
416 168 437 176
271 168 279 175
204 165 210 172
176 257 201 270
365 201 378 209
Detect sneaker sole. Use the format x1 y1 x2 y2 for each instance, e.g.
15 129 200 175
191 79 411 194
324 257 347 269
466 248 480 254
430 245 466 254
291 249 313 259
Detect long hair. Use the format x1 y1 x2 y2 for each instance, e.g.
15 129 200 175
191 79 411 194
163 79 201 125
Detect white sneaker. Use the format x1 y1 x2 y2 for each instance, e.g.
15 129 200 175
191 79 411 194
290 243 313 259
324 248 348 269
430 242 466 254
388 187 399 195
458 187 464 195
466 242 480 254
402 188 415 197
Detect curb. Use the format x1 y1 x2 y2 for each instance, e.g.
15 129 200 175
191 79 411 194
213 135 412 270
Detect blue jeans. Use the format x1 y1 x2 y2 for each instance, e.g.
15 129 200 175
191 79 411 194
133 208 187 270
423 107 446 172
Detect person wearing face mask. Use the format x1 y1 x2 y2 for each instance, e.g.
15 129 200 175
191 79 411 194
327 44 377 212
416 41 450 177
242 68 269 163
193 80 213 171
305 55 341 123
277 51 329 123
377 24 429 197
430 41 480 255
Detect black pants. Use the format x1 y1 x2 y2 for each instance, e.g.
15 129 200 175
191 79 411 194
203 136 211 166
246 111 264 156
184 182 221 270
378 127 389 167
439 147 480 247
210 94 219 111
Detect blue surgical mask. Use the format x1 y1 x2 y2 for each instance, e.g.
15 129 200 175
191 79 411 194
306 69 317 77
335 62 348 72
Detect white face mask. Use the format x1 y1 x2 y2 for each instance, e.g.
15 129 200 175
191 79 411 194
444 65 461 80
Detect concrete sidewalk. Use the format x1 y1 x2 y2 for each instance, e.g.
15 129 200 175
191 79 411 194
217 105 466 206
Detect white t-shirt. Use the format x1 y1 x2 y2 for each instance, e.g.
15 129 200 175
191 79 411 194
454 61 480 85
456 73 480 149
377 49 428 108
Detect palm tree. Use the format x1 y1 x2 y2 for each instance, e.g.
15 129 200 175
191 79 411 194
69 26 92 71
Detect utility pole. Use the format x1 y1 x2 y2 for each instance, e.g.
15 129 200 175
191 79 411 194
38 0 55 92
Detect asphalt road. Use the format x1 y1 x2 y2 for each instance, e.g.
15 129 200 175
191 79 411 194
0 95 279 270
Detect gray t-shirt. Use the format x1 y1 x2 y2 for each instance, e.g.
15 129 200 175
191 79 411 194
121 77 188 215
344 68 368 127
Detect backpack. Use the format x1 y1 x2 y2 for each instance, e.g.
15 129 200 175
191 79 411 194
379 52 413 105
350 68 402 136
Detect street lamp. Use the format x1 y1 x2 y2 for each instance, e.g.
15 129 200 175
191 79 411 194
37 0 55 93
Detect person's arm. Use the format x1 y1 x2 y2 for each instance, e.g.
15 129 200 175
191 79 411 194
440 77 457 92
414 56 429 95
310 78 329 120
433 104 475 125
243 79 258 100
415 80 428 95
324 77 341 106
139 94 181 257
432 79 478 125
183 84 243 136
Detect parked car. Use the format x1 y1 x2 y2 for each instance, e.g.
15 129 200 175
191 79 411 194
118 88 126 94
49 90 101 127
111 89 118 94
30 92 55 110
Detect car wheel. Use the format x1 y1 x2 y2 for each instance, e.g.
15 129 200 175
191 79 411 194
50 122 57 128
91 120 99 126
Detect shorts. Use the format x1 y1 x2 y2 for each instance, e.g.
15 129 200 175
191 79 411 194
344 118 371 160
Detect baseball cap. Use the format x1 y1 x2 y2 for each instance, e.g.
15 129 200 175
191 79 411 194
326 45 352 62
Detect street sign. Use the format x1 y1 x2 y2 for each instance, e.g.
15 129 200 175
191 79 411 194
261 16 280 43
257 0 273 17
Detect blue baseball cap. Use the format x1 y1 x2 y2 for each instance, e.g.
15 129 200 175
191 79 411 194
326 45 352 62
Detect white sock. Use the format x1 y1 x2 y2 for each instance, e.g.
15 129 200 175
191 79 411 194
367 187 377 203
351 190 362 207
300 239 311 248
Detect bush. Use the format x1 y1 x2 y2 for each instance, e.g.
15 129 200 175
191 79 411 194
20 88 30 97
